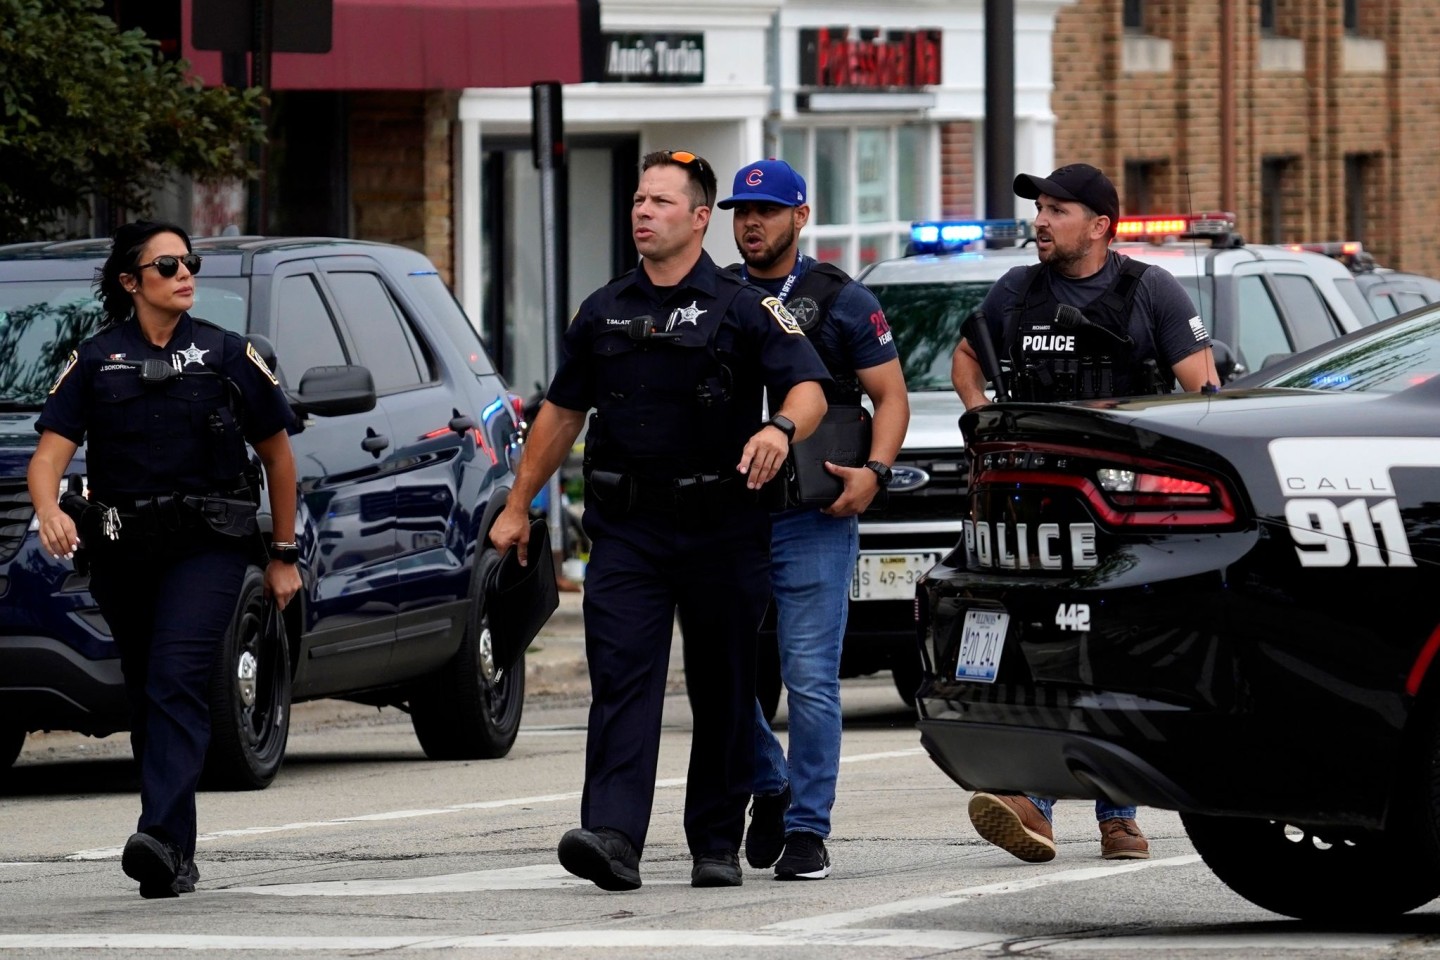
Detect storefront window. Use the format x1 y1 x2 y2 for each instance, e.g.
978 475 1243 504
784 124 935 275
897 126 927 221
815 129 851 226
855 128 890 223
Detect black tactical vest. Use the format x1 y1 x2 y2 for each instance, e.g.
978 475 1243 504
1004 257 1167 401
779 262 863 405
584 282 745 479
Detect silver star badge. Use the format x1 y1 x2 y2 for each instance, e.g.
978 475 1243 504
178 342 210 368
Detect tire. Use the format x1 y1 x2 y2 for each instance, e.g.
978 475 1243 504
757 628 782 724
410 546 525 760
0 726 24 772
202 565 292 790
890 647 922 708
1181 811 1440 921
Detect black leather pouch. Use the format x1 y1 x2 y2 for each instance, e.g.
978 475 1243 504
486 519 560 671
780 404 872 507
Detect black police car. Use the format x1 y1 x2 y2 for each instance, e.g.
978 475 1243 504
915 302 1440 921
0 237 527 788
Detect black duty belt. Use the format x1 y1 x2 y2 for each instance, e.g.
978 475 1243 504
586 469 751 514
88 490 259 540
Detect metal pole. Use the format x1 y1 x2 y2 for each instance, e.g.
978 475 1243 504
984 0 1016 241
532 83 565 567
247 0 275 235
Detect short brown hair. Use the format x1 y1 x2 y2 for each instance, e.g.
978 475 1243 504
640 150 717 210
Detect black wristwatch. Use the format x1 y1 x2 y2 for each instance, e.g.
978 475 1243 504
766 414 796 443
268 540 300 564
864 461 893 487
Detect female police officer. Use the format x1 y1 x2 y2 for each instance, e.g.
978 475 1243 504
26 220 301 899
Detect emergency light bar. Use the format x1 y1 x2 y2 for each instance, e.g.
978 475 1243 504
909 219 1033 254
1285 240 1363 257
1113 212 1238 243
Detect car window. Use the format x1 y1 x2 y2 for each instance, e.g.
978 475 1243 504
1235 275 1291 370
1266 311 1440 394
1369 294 1399 320
867 281 990 391
1271 274 1342 351
274 274 348 387
325 271 430 393
1395 292 1427 313
407 273 495 376
1332 276 1375 327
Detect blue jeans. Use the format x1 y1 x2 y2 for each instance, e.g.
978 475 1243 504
752 507 858 839
1028 797 1137 823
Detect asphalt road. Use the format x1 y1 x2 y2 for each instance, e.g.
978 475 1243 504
5 591 1440 959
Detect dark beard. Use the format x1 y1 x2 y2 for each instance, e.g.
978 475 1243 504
736 222 798 273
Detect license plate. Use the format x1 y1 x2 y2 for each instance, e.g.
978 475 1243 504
849 551 941 602
955 609 1010 683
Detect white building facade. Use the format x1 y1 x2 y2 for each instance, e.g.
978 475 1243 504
458 0 1073 392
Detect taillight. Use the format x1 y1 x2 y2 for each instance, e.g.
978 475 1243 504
974 443 1238 528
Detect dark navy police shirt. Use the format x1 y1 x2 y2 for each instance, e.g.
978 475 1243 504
38 313 294 498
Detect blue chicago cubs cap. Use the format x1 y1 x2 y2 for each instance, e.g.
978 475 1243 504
717 159 807 209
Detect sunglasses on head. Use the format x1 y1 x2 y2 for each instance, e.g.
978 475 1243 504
136 253 202 279
667 150 707 174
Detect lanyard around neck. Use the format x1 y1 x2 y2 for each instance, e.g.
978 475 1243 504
741 254 810 304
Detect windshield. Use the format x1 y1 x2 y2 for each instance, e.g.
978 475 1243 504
0 279 248 408
869 281 993 391
1264 310 1440 393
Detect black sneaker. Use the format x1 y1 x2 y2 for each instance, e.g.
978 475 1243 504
774 831 830 881
121 833 180 900
744 785 790 869
173 858 200 895
691 850 743 888
557 827 642 891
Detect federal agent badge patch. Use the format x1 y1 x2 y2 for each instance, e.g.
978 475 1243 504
246 340 280 385
761 296 804 335
785 296 822 332
49 350 78 394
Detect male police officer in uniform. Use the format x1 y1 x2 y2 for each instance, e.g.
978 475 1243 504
719 159 909 881
950 164 1218 863
490 150 829 891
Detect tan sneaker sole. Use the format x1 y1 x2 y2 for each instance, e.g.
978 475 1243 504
968 794 1057 863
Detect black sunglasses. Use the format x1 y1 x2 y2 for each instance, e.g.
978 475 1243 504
136 253 202 279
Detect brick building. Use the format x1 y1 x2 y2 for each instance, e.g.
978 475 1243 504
1048 0 1440 275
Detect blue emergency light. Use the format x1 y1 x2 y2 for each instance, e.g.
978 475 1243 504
908 219 1033 254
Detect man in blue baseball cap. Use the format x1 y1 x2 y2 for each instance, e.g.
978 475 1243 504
721 159 909 882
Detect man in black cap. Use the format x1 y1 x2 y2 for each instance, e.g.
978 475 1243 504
950 163 1218 863
951 162 1217 411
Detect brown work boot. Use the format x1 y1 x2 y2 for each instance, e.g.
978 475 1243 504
968 793 1056 863
1098 817 1150 860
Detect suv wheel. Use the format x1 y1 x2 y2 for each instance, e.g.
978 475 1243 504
1180 811 1439 920
203 565 292 790
0 725 24 773
410 545 524 759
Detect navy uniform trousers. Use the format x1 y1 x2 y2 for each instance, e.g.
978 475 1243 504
579 500 771 858
88 536 249 863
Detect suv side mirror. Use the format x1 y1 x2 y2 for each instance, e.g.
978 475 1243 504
1210 339 1237 382
293 365 377 418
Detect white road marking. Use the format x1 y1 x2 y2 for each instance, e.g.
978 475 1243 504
768 856 1202 930
228 864 687 895
63 750 926 861
0 929 1410 952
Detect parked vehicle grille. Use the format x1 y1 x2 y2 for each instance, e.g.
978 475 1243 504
0 478 34 564
864 452 968 523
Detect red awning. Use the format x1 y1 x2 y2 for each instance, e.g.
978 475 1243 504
181 0 586 90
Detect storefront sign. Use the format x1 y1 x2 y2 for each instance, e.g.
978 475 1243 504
601 32 705 83
799 28 942 89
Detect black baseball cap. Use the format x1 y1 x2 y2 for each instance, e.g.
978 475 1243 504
1013 163 1120 224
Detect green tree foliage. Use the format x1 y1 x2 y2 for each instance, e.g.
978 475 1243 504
0 0 265 241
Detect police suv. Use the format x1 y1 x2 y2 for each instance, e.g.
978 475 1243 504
838 214 1381 707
